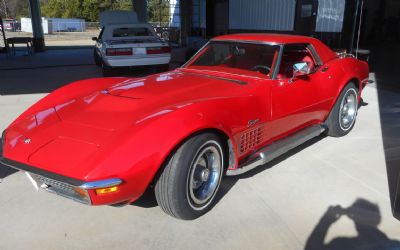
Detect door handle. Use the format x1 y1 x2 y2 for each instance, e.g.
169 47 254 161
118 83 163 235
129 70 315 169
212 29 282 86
321 66 329 73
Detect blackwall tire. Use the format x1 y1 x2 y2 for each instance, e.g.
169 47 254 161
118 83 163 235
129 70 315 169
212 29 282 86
155 133 225 220
101 62 113 77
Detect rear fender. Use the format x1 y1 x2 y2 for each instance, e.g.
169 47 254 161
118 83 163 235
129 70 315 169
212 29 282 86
328 58 369 109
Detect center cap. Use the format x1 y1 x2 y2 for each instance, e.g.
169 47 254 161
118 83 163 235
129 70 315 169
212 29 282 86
200 169 210 182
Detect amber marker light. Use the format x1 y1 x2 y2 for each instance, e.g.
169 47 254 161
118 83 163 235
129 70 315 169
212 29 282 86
95 186 120 195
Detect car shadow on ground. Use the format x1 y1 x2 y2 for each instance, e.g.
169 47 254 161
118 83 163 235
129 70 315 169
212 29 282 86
213 134 327 207
304 198 400 250
0 65 159 95
0 48 173 95
128 133 327 210
127 134 328 210
130 96 371 211
130 188 158 208
0 141 18 182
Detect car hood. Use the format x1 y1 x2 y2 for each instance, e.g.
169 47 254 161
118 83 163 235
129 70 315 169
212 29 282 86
3 70 252 179
55 70 249 130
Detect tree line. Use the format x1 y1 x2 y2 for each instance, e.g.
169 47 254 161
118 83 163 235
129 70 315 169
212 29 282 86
2 0 170 23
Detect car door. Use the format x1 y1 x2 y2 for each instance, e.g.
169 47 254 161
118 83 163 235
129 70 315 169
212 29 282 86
268 44 329 139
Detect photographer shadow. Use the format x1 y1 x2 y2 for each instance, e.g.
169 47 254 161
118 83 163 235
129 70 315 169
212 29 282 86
305 198 400 250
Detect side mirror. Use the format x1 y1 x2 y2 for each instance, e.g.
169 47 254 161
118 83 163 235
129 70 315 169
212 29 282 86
293 62 310 77
289 62 310 83
92 37 98 41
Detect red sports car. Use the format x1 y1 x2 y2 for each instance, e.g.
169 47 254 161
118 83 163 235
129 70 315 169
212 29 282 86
1 34 369 220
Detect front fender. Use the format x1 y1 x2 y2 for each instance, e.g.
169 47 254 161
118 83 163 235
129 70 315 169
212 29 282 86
85 95 265 202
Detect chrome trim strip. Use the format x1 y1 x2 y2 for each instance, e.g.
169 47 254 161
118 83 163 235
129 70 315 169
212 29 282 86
0 157 122 189
80 178 123 189
181 41 210 68
226 125 325 176
210 39 281 46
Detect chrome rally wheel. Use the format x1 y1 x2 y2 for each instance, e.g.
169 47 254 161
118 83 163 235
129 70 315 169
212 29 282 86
155 133 225 220
326 82 359 137
339 88 358 131
187 141 223 211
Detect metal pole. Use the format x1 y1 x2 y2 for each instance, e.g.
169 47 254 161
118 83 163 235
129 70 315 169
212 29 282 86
29 0 45 51
355 0 364 58
0 15 7 54
132 0 148 22
349 0 360 54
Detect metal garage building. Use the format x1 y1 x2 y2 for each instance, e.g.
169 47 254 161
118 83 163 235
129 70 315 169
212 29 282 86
175 0 359 51
1 0 362 53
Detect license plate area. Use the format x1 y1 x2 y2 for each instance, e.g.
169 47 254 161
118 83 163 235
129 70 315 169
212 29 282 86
132 47 146 55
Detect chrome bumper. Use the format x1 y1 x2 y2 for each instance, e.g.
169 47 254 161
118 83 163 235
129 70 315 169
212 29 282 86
0 157 122 205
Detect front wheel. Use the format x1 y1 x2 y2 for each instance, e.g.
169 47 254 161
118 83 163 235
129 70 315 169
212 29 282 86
155 133 225 220
325 82 358 137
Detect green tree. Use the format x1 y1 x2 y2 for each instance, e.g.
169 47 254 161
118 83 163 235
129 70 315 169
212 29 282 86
41 0 133 22
147 0 170 25
2 0 30 19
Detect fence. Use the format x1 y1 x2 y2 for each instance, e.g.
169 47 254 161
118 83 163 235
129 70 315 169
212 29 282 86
2 21 181 46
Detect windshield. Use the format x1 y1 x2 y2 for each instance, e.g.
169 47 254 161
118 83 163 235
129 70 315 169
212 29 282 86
112 27 153 37
186 41 280 76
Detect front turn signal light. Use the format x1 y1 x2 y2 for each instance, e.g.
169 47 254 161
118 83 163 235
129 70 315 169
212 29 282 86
95 186 119 195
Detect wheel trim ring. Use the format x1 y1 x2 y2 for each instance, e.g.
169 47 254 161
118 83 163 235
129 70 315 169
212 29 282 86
186 140 224 211
339 88 358 131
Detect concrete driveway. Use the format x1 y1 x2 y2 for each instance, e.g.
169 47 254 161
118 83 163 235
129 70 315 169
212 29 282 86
0 53 399 249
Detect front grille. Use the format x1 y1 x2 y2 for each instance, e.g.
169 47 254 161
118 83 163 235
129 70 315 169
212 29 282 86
30 173 91 205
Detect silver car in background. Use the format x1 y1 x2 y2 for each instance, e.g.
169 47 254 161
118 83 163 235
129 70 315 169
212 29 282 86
93 11 171 76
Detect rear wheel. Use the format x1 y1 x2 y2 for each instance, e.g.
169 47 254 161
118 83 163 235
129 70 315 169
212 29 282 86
101 62 113 77
325 82 358 137
93 49 101 66
155 133 225 220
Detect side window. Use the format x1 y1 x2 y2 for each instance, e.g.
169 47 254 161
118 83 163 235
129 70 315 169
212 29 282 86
276 44 317 80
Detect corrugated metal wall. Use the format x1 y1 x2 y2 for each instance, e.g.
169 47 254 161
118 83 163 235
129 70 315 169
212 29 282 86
316 0 346 32
192 0 207 28
229 0 296 31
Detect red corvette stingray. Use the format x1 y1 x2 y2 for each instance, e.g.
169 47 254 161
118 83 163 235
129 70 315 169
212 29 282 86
1 34 369 219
